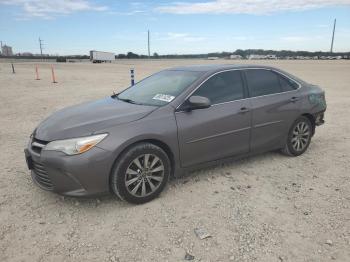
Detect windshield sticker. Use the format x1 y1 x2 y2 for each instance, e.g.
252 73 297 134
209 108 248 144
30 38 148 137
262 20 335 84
152 94 175 102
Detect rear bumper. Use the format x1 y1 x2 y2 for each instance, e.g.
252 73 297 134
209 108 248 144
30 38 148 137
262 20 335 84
24 138 115 197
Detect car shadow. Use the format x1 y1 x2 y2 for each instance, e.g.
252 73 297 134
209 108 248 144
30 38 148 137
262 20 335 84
53 150 285 207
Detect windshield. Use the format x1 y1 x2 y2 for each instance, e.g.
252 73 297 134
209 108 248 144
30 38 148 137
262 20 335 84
117 70 203 106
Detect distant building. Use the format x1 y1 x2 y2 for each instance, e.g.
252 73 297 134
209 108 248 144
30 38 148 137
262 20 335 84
1 45 13 56
248 54 277 60
34 53 49 57
266 54 277 59
248 54 267 60
19 52 34 56
229 54 242 59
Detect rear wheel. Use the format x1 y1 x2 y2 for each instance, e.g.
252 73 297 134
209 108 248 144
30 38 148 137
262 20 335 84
110 143 170 204
281 116 312 156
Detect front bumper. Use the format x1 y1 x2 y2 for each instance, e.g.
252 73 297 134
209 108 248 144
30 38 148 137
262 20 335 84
314 111 325 126
24 137 114 197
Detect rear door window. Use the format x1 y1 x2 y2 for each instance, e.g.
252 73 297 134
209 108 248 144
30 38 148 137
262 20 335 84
193 70 244 104
245 69 282 97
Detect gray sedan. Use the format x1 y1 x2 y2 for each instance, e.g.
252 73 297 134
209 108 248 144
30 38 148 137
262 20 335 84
24 64 326 204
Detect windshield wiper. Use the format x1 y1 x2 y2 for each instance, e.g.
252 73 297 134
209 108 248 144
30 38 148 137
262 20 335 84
117 96 139 105
111 91 118 98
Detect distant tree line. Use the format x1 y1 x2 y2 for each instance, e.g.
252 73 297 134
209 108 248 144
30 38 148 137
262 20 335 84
2 50 349 60
230 49 350 58
115 49 350 59
116 52 208 59
0 54 90 59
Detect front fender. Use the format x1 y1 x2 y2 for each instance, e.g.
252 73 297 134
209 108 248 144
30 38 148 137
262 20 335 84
96 106 181 174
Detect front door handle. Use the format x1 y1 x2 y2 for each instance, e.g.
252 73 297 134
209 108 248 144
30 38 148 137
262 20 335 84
290 96 300 102
239 107 250 113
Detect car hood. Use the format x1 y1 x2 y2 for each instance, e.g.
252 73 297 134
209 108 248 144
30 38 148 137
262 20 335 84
34 97 157 141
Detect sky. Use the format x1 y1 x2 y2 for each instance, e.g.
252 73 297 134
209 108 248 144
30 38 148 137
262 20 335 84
0 0 350 55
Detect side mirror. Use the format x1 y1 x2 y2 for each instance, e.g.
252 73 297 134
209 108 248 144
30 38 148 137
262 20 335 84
185 96 211 111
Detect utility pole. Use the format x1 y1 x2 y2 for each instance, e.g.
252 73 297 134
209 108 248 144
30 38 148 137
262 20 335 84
147 30 150 58
39 37 44 60
330 19 336 53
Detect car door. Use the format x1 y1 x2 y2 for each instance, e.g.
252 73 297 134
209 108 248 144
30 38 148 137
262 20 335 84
244 69 301 153
175 70 251 167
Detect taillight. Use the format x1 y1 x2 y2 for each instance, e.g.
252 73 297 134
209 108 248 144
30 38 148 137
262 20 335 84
309 92 326 107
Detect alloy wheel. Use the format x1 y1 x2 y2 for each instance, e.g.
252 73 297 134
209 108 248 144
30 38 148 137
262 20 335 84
291 121 310 152
125 154 165 197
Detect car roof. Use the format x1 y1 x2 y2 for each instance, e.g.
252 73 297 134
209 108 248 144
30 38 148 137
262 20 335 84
168 64 279 73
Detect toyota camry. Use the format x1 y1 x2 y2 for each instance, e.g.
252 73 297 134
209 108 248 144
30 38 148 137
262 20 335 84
24 64 326 204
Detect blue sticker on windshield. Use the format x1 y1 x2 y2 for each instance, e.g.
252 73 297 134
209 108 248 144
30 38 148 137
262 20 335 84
152 94 175 102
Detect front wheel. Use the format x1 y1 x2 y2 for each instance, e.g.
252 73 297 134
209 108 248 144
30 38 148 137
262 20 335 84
110 143 171 204
281 116 312 156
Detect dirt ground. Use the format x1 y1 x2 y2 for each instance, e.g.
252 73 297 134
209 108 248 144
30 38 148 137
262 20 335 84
0 59 349 262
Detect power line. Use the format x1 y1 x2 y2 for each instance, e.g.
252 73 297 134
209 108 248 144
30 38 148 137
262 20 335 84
330 19 336 53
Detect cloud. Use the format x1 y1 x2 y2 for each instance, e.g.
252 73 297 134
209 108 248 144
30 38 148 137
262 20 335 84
158 32 207 42
164 33 190 39
316 24 330 28
156 0 350 14
0 0 107 19
231 36 256 41
108 10 145 16
280 35 324 42
280 36 309 42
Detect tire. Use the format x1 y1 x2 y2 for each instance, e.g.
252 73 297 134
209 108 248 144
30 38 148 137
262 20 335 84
110 142 171 204
281 116 312 156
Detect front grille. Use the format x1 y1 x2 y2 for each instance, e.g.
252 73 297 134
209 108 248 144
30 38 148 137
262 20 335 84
31 138 48 154
32 161 53 190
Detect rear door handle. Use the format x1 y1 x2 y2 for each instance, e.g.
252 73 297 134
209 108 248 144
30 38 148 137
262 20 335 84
289 96 300 102
239 107 250 113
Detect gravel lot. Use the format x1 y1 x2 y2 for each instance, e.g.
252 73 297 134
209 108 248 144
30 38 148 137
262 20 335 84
0 59 349 262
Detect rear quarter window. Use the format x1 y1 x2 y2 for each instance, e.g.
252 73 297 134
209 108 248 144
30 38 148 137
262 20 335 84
277 73 299 91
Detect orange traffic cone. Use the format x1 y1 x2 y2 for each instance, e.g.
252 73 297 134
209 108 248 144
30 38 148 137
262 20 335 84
51 65 57 83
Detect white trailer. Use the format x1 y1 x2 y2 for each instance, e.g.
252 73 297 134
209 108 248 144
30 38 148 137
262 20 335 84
90 50 115 63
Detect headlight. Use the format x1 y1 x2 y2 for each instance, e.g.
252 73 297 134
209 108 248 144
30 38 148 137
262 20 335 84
44 133 108 155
